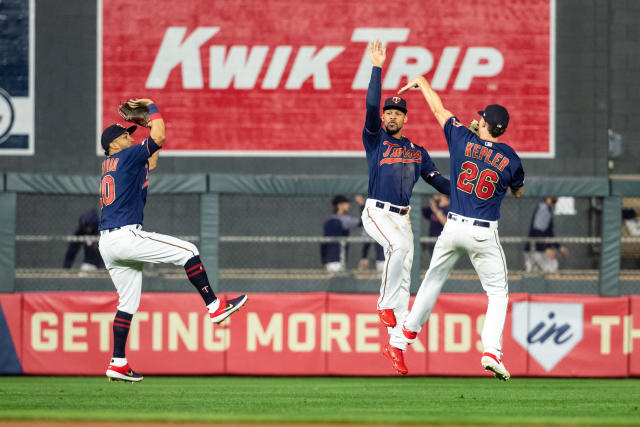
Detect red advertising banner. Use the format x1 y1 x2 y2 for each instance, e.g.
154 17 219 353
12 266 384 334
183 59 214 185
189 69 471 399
21 292 229 375
99 0 554 157
325 294 427 376
226 292 327 375
515 295 630 377
629 296 640 376
426 293 529 377
0 294 23 363
13 291 640 377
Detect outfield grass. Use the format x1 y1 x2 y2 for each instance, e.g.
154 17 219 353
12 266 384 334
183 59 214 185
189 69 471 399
0 376 639 425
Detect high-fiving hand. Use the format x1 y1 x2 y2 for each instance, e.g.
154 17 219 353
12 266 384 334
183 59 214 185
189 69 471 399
368 40 386 68
398 76 428 95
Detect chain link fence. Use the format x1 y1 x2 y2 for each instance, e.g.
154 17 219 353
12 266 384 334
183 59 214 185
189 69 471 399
14 193 200 292
12 191 640 295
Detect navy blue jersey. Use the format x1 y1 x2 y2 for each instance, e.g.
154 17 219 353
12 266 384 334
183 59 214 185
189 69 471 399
363 129 439 206
444 117 524 221
363 67 444 206
98 137 161 230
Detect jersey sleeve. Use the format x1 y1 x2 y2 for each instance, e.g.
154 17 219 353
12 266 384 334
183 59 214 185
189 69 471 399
509 156 525 189
363 67 383 152
443 116 474 148
129 135 162 164
419 147 438 177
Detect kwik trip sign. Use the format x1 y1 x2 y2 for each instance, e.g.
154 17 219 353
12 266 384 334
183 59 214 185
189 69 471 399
99 0 554 157
2 292 640 376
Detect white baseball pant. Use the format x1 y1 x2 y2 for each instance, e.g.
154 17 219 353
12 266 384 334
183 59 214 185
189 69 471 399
98 224 198 314
361 198 413 350
404 213 509 358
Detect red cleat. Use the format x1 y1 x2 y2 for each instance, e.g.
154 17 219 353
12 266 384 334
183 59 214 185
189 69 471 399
402 325 417 344
209 294 248 324
377 309 397 327
382 344 408 375
106 362 143 382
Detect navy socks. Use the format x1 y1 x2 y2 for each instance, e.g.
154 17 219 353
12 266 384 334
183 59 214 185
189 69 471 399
184 255 217 306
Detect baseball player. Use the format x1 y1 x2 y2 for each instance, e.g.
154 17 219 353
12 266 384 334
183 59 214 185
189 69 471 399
361 41 450 375
398 76 525 380
98 98 247 382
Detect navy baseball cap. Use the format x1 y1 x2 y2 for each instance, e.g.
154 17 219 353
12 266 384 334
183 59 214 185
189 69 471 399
383 96 407 114
478 104 509 129
101 123 136 152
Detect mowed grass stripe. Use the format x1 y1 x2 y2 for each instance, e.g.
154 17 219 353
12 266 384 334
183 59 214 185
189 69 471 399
0 377 638 425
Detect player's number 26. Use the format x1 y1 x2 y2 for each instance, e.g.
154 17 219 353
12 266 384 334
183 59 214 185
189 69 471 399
456 161 498 200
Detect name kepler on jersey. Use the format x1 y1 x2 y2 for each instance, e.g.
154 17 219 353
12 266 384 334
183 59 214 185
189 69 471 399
464 141 510 172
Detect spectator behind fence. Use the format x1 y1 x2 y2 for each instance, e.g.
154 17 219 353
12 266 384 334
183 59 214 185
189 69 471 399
321 195 364 272
421 195 450 255
63 208 104 272
524 197 569 272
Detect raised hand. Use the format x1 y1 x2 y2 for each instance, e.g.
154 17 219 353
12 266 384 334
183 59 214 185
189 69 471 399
127 98 154 108
398 76 427 95
368 40 386 68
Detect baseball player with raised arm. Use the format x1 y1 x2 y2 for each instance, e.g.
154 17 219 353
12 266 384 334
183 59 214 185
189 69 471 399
398 76 525 380
362 41 450 375
98 98 247 382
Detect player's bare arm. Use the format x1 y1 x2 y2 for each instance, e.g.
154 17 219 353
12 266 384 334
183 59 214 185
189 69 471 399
398 76 453 128
148 151 159 171
127 98 166 146
510 185 525 198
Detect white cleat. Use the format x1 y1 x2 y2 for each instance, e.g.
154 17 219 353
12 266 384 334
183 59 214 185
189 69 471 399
481 352 510 381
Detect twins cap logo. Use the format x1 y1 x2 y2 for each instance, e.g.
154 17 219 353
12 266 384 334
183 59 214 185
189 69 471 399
512 302 583 371
392 97 401 103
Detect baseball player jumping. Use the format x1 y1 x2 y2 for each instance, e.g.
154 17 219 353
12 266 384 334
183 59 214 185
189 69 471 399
362 41 450 375
398 76 525 380
98 98 247 382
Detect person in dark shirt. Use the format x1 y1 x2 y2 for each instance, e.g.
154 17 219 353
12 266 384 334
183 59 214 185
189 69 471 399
63 209 104 272
524 197 569 272
321 195 364 272
421 195 450 255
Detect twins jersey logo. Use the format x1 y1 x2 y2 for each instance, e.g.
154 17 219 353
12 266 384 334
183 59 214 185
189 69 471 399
512 302 584 371
379 141 422 165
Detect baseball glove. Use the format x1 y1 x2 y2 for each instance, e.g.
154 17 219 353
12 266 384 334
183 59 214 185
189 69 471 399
468 119 480 136
118 102 150 128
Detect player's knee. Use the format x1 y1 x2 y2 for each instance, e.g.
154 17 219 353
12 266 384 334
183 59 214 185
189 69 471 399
486 287 508 298
118 298 140 314
390 240 412 254
186 242 199 257
178 242 199 265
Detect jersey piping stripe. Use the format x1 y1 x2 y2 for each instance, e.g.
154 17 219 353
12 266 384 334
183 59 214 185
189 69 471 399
129 230 197 257
493 230 508 289
366 207 392 310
